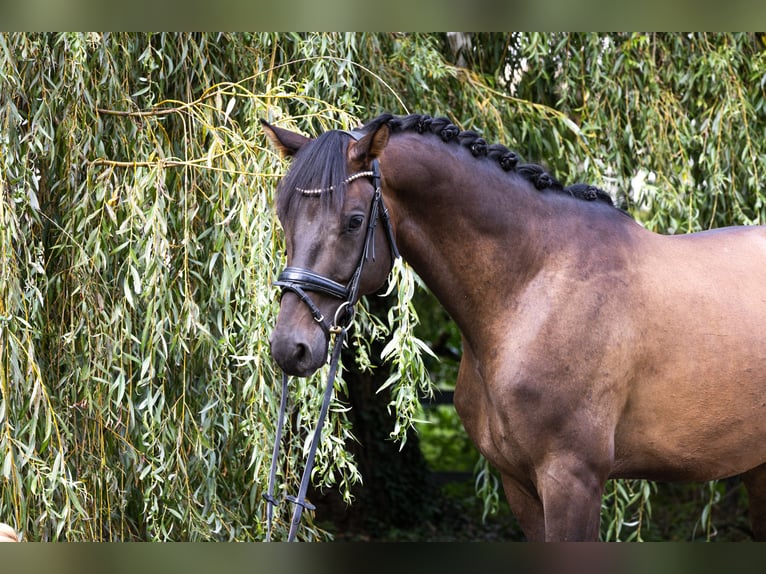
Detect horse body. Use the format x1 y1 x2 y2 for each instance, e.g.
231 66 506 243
264 114 766 541
612 228 766 480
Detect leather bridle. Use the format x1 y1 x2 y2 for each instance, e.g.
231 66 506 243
264 129 400 541
273 142 399 336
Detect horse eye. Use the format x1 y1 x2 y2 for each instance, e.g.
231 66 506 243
346 215 365 233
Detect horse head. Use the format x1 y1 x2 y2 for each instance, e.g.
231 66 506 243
262 118 398 376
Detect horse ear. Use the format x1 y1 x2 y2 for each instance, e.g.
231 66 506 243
261 119 311 157
349 123 390 164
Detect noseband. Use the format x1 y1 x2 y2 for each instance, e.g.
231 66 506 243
265 129 400 541
273 131 400 336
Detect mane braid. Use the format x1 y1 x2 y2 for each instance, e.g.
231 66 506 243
368 113 616 208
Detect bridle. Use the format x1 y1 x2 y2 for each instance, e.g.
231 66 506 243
273 140 399 336
264 129 400 541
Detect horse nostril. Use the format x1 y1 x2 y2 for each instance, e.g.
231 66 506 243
294 343 309 364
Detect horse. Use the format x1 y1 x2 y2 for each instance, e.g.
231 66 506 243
262 112 766 541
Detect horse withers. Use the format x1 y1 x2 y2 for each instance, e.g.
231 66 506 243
263 113 766 541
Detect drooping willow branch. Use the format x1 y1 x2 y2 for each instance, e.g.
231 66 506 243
96 107 181 117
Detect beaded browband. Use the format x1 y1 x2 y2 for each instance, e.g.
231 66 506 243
296 170 376 196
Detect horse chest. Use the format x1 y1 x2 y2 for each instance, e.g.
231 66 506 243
452 346 535 473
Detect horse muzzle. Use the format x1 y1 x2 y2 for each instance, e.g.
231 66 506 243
269 296 330 377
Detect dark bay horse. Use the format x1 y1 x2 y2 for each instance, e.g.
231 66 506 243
263 113 766 541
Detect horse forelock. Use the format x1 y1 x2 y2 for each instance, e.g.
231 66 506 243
362 112 616 208
276 130 350 223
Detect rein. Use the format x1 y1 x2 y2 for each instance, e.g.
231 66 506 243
264 130 399 541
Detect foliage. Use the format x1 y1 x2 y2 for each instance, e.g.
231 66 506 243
0 32 422 542
2 32 765 541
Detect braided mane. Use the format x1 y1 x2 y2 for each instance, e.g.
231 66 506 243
364 113 615 207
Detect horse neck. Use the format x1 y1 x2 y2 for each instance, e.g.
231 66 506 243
380 134 555 347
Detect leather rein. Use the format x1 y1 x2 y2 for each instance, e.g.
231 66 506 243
264 130 399 541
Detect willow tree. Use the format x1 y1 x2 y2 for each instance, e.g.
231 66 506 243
1 32 764 541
